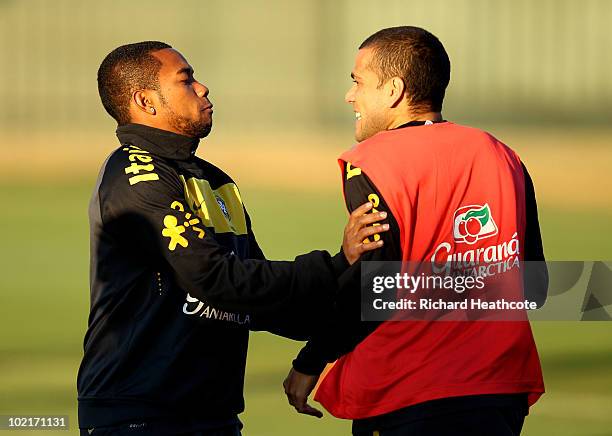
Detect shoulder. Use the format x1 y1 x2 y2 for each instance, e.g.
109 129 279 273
98 145 182 200
191 156 239 189
465 125 523 161
339 134 381 166
445 122 511 145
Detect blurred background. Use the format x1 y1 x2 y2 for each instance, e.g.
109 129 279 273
0 0 610 435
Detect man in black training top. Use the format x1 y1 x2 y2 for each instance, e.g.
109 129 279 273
77 41 388 436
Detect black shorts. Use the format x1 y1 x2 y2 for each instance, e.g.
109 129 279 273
352 404 526 436
352 394 528 436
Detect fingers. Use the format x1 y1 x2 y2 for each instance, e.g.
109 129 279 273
358 211 388 227
349 205 387 230
358 223 389 242
287 393 323 418
285 392 322 418
358 239 384 254
298 403 323 418
342 203 389 265
283 370 323 419
350 201 374 219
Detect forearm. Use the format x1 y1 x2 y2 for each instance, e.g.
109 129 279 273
249 250 349 339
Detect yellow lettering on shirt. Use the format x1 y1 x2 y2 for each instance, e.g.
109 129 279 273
346 162 362 180
364 193 381 243
122 145 159 185
368 193 380 207
171 201 185 212
129 154 153 163
127 173 160 185
125 163 155 175
122 146 149 154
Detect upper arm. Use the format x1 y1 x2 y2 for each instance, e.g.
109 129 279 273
522 162 545 262
343 161 402 261
521 161 548 306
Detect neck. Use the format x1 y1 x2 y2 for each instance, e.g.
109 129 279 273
388 110 443 130
130 119 188 137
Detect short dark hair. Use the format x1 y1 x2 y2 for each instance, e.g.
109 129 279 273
359 26 450 112
97 41 172 124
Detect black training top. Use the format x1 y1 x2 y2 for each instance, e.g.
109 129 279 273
77 123 346 430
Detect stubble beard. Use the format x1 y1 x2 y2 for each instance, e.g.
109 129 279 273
356 113 387 142
159 93 212 138
167 108 212 138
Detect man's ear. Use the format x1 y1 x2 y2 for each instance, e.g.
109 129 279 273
387 77 406 108
132 90 157 116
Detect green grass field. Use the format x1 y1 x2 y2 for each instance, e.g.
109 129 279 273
0 181 611 435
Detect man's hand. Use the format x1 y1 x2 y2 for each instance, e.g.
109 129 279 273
283 367 323 418
343 202 389 265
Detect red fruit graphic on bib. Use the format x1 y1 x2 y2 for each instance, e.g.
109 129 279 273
453 204 498 245
466 217 481 236
458 220 467 236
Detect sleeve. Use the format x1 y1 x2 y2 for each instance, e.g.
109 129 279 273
292 162 401 374
244 210 349 340
521 162 548 308
244 210 266 261
100 153 342 316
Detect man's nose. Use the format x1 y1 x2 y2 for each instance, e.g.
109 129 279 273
345 86 355 104
194 81 209 98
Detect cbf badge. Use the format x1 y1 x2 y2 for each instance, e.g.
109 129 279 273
162 201 206 251
215 195 230 221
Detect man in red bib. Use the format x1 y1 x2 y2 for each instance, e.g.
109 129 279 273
283 26 547 435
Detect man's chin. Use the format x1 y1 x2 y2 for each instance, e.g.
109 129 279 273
177 121 212 139
354 127 362 142
355 125 382 143
355 123 372 143
355 129 367 143
196 124 212 138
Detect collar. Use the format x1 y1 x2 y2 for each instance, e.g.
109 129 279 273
116 123 200 161
393 120 447 130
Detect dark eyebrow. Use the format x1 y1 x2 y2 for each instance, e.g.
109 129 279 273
351 72 355 79
176 67 194 76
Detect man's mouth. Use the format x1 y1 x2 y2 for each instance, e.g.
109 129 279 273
355 111 362 121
